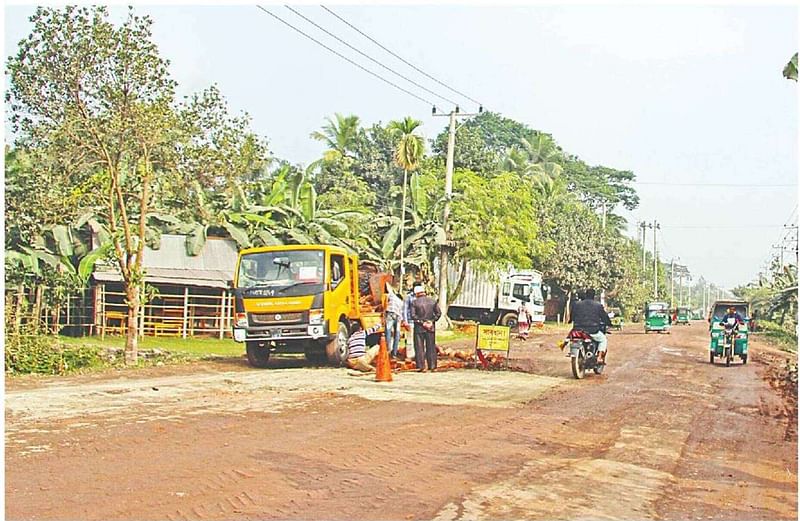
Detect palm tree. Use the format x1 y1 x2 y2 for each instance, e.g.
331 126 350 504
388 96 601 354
388 117 425 281
504 133 564 178
310 113 361 161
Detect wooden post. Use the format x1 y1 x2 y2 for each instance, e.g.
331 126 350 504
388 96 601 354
100 284 106 340
138 284 145 338
218 289 226 340
32 285 43 329
66 294 71 330
14 284 24 332
182 286 189 339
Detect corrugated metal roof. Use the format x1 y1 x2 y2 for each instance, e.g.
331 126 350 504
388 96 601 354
93 235 238 288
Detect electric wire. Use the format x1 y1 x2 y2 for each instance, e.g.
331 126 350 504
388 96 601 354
659 225 785 229
635 182 796 187
320 4 483 108
255 5 435 106
283 5 460 107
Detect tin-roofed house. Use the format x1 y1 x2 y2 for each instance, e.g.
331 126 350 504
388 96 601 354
91 234 238 339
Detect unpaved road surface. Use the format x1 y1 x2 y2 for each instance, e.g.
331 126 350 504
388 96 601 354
6 323 797 520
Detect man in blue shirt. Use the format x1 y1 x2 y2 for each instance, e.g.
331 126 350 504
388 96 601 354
719 306 745 327
401 284 418 360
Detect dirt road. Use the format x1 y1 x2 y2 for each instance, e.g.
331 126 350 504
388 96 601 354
6 323 797 520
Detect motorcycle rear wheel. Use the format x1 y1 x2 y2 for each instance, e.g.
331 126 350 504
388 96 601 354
571 354 585 379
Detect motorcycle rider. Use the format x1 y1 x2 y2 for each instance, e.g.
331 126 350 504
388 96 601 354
719 306 745 327
570 289 612 364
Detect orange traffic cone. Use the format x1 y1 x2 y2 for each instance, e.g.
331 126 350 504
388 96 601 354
375 335 393 382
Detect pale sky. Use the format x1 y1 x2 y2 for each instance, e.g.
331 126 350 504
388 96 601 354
4 4 798 290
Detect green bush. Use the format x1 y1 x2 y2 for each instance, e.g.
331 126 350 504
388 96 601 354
758 320 798 353
5 306 102 375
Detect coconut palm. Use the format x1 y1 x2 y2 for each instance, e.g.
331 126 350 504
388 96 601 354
387 117 425 279
310 113 361 161
504 133 564 178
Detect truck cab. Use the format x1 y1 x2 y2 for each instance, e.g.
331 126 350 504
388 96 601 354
232 245 378 368
497 271 546 327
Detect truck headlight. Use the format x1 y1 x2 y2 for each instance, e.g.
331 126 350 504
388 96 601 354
235 312 248 328
233 328 246 342
309 309 324 325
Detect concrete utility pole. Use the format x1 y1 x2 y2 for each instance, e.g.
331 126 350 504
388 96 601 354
679 270 688 307
641 222 648 273
785 224 799 264
652 220 660 298
701 282 705 313
601 201 607 231
433 106 480 328
773 243 786 268
670 258 676 308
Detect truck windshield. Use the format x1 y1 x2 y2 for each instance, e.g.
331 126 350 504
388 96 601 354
237 250 325 296
512 283 544 306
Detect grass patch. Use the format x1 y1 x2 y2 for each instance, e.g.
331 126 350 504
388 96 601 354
757 320 798 353
59 335 244 357
436 329 475 345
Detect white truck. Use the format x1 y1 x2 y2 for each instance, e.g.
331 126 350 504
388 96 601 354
446 264 546 328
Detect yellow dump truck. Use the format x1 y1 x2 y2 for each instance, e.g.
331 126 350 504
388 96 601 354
232 244 385 368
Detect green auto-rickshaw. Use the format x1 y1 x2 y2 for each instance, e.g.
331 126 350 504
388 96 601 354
644 301 671 334
607 307 624 330
676 306 691 325
708 299 750 366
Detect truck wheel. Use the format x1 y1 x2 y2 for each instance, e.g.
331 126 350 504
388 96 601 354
246 341 271 368
500 313 518 330
325 320 351 366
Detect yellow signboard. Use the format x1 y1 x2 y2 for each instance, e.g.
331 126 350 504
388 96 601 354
476 325 510 352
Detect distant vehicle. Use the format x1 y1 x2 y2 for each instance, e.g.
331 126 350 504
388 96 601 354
708 299 750 366
676 306 691 325
644 301 671 334
607 307 624 330
446 264 545 329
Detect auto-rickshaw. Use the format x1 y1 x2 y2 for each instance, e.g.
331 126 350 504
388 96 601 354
708 299 750 366
607 307 624 330
676 306 691 325
644 301 671 333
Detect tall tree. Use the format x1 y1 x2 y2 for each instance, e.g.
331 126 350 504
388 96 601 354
388 117 425 280
310 113 361 161
7 6 177 363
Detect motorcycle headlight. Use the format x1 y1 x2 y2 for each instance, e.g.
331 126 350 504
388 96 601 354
309 309 324 325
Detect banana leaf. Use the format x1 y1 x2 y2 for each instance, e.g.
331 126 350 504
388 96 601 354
51 224 74 257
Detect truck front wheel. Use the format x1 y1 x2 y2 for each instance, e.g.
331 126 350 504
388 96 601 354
246 341 271 368
500 312 518 330
325 320 351 366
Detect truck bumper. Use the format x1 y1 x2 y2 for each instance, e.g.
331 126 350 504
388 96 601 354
233 322 330 343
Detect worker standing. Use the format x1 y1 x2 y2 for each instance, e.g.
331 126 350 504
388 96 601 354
401 283 418 360
410 285 442 372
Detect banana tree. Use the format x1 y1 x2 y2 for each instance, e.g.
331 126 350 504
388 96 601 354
358 172 445 282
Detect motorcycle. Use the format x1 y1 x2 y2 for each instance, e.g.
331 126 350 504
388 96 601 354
720 317 740 367
565 327 609 379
